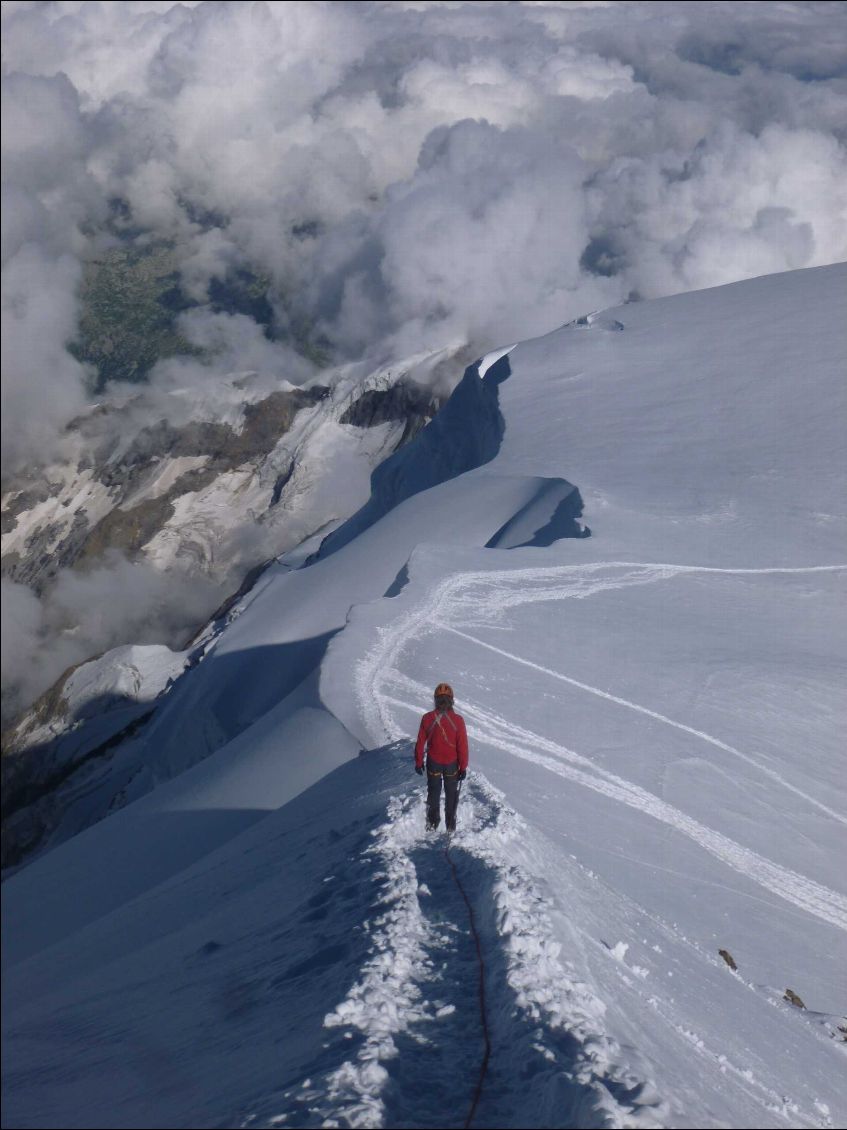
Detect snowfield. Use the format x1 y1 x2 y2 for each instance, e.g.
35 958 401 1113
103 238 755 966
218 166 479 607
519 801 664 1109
3 265 846 1129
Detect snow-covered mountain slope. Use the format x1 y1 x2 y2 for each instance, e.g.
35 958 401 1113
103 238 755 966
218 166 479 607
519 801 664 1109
1 353 444 597
3 265 846 1129
1 349 453 868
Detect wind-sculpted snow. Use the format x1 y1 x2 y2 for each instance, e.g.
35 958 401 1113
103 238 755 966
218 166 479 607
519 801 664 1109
485 476 590 547
311 352 512 561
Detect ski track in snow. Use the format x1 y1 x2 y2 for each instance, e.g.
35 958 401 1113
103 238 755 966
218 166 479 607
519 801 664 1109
381 682 846 934
440 622 846 827
355 561 847 934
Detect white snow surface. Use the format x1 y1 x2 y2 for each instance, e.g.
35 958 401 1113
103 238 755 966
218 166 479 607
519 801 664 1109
3 265 847 1129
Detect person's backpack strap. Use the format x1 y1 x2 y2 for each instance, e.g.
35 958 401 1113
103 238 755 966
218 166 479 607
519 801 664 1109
425 711 458 754
424 716 439 751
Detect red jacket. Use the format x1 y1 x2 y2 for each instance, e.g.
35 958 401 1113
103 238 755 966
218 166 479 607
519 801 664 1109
415 708 468 772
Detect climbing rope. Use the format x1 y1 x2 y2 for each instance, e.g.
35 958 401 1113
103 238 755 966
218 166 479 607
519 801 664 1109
444 781 492 1130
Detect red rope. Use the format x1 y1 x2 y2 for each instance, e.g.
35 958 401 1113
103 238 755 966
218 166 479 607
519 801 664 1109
445 827 491 1130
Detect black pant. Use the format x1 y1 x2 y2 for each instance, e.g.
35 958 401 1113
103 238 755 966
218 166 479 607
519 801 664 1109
426 759 460 830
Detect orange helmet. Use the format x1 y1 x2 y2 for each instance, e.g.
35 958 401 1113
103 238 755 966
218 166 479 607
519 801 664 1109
434 682 454 700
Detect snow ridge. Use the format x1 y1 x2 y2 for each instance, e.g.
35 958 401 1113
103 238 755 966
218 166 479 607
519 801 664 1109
457 774 669 1128
313 766 668 1129
320 790 433 1129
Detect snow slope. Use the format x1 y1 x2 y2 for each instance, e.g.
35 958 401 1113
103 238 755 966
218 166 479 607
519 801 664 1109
3 265 846 1129
2 349 450 870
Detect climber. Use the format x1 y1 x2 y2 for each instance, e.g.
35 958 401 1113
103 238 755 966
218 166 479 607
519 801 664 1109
414 682 469 832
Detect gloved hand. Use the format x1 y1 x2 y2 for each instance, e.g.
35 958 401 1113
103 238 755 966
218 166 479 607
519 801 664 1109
457 769 467 781
415 765 424 776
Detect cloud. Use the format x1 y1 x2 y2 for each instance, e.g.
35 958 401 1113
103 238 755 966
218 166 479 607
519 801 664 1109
1 555 222 726
315 117 620 355
2 3 844 435
582 119 846 296
2 0 845 717
1 243 89 474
